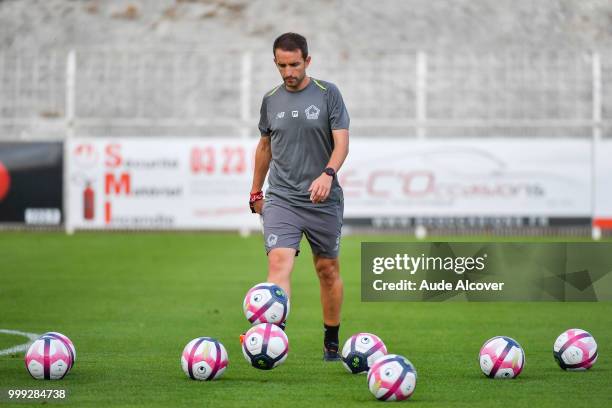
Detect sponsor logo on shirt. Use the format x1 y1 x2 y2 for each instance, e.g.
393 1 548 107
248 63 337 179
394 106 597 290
305 105 320 120
277 112 285 119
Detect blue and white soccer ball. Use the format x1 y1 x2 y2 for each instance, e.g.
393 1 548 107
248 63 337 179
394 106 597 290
25 337 72 380
39 332 76 369
479 336 525 379
341 332 387 374
181 337 228 381
553 328 598 370
367 354 417 401
242 323 289 370
243 282 290 326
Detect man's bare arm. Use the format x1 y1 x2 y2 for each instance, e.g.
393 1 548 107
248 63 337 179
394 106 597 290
250 136 272 213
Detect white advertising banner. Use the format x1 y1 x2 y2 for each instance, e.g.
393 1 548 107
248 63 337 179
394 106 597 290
67 138 594 230
67 138 260 230
594 139 612 229
340 139 591 218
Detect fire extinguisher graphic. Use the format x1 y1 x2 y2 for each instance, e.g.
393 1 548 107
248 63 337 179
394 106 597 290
84 181 94 220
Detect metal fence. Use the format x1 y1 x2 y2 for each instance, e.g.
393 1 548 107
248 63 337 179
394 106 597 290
0 48 610 140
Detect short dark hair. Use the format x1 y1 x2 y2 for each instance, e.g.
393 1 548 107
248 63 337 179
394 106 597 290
273 33 308 59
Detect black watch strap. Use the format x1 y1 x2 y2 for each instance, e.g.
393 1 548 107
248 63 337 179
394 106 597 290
324 167 336 178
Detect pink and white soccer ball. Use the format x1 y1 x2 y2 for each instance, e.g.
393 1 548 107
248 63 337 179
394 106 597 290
40 332 76 369
25 337 73 380
367 354 417 401
341 332 387 374
553 328 598 370
242 323 289 370
181 337 228 381
243 282 290 326
479 336 525 379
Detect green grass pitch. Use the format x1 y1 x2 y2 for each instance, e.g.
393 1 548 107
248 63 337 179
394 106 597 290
0 232 610 407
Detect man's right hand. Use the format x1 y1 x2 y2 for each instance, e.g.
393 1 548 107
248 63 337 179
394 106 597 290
253 199 264 215
249 191 265 214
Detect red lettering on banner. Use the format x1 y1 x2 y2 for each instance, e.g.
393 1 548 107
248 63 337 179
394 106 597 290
367 171 394 197
191 145 252 174
105 173 131 195
73 143 98 168
222 147 246 174
105 144 122 167
361 170 437 198
402 171 434 196
74 144 94 156
105 201 111 224
191 147 215 174
339 170 362 198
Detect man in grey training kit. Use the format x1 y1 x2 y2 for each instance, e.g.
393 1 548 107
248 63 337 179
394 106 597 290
249 32 350 360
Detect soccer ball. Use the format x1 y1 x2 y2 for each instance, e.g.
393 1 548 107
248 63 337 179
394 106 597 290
181 337 228 381
367 354 417 401
25 337 72 380
40 332 76 369
553 328 598 370
243 282 290 326
341 332 387 374
242 323 288 370
479 336 525 379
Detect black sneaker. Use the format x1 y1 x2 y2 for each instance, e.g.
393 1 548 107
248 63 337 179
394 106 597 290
323 342 341 361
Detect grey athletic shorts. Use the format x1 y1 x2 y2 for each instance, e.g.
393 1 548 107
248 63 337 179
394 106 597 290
262 198 343 258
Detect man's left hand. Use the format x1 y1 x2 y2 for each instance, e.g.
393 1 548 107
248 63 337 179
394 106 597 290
308 173 333 203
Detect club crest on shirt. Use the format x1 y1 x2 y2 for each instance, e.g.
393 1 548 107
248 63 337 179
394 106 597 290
305 105 320 120
291 110 298 118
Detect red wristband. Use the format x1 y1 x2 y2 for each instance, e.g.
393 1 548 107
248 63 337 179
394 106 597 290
249 191 264 203
249 191 264 213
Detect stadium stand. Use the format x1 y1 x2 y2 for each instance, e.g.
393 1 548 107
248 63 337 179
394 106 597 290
0 0 611 139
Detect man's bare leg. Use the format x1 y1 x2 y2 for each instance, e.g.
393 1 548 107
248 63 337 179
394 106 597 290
267 248 296 297
314 255 343 360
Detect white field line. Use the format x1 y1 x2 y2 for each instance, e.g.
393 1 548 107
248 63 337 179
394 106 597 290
0 329 41 356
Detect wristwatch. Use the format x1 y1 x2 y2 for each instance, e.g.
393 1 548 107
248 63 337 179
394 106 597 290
324 167 336 178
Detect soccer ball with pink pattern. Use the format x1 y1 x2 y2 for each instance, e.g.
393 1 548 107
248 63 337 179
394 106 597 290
479 336 525 379
367 354 417 401
553 328 597 370
25 337 73 380
341 332 387 374
243 282 290 326
40 332 76 369
181 337 228 381
242 323 288 370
